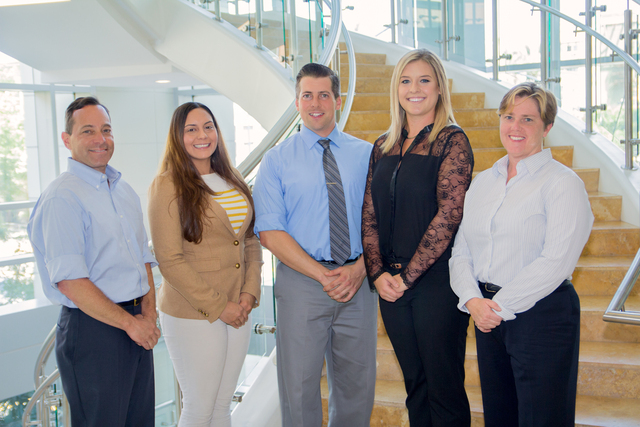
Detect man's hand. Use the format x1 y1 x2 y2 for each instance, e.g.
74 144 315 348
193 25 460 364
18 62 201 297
238 292 256 316
220 301 248 329
466 297 503 333
323 259 367 303
374 272 404 302
128 315 161 350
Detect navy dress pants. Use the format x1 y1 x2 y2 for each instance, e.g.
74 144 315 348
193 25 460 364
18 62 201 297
475 282 580 427
56 304 155 427
379 268 471 427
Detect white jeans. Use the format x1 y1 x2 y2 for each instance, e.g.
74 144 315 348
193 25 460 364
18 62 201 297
160 312 251 427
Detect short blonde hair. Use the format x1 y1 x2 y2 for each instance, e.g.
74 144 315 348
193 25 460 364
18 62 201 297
498 82 557 127
381 49 455 153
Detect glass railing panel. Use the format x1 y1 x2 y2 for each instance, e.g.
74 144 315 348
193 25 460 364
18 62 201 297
397 0 418 48
154 336 179 427
444 0 486 69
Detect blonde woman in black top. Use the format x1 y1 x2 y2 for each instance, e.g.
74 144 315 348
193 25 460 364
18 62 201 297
362 49 474 426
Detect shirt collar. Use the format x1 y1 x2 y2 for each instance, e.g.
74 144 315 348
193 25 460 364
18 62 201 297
492 148 552 178
300 124 342 150
67 158 121 189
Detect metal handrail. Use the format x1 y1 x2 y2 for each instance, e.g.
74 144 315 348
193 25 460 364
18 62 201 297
22 369 61 427
604 248 640 325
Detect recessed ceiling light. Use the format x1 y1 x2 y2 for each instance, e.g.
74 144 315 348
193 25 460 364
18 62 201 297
156 80 171 84
0 0 69 6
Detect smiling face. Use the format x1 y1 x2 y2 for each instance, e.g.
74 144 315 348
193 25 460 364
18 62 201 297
295 76 342 138
500 96 553 166
61 105 114 174
397 59 440 125
183 108 218 175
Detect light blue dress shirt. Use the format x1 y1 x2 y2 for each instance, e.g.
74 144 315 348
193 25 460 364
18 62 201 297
28 158 157 308
253 125 372 261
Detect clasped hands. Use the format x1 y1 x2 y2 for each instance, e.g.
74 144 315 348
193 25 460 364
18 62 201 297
220 292 255 328
374 272 408 302
320 263 366 303
465 297 503 333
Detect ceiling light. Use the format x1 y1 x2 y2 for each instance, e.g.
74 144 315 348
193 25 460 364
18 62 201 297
0 0 70 6
155 80 171 84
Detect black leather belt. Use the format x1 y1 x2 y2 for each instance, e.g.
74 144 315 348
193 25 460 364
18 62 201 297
478 280 571 294
117 298 141 307
319 257 359 265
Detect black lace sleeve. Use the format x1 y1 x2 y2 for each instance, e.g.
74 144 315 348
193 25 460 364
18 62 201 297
362 136 385 289
399 127 474 288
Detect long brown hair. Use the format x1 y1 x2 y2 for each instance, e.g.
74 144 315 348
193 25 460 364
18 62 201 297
159 102 255 243
382 49 456 153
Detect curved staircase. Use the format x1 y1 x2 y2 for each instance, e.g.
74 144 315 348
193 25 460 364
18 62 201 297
319 50 640 426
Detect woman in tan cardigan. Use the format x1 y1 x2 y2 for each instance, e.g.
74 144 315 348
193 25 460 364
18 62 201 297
148 102 262 427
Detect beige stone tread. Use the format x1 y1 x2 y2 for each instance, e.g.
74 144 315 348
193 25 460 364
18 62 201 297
575 394 640 427
576 255 634 268
377 334 393 351
466 337 640 369
580 295 640 312
591 221 638 231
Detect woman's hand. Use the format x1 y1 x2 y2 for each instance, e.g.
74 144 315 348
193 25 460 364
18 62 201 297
391 274 409 292
374 272 405 302
220 301 248 329
238 292 256 316
466 297 503 333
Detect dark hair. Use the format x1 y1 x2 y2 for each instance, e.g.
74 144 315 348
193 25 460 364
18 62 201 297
158 102 255 243
295 63 340 99
65 97 110 134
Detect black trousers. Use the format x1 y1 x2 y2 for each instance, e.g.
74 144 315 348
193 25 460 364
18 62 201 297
56 304 155 427
475 282 580 427
379 268 471 427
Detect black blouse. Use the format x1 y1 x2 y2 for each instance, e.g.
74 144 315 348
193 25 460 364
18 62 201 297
362 124 474 289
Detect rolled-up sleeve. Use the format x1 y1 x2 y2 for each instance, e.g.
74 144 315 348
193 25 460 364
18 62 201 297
253 152 288 236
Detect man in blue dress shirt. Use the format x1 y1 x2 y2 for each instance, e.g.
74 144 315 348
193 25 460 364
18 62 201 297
253 63 377 426
28 97 160 427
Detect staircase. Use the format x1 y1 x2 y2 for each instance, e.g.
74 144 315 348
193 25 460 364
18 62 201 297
318 51 640 426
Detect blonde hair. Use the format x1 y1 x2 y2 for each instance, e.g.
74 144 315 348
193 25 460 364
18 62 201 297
381 49 456 153
498 82 557 127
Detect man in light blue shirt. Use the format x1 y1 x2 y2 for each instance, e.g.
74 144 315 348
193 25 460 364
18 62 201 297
253 63 377 426
28 97 160 427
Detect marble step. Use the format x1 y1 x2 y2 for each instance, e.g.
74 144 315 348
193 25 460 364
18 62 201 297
473 145 574 171
575 168 600 193
465 127 501 149
580 295 640 343
588 192 622 222
340 63 394 78
452 93 486 110
340 52 386 65
344 110 390 132
574 256 635 296
346 92 486 112
332 379 640 427
455 109 500 128
344 129 383 144
583 222 640 257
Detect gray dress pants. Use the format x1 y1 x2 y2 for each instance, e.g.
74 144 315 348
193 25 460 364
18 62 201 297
275 261 377 427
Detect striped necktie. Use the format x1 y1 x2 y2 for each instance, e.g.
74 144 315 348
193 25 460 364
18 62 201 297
318 139 351 265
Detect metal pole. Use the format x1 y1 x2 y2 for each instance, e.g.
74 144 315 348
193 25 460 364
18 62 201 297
540 0 548 88
288 0 299 74
585 0 593 133
413 0 418 48
442 0 448 59
492 0 498 80
256 0 264 48
623 9 636 170
214 0 221 21
390 0 396 44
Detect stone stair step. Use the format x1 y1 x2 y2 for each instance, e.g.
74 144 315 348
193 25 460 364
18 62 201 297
340 63 395 78
347 77 390 94
452 93 485 109
347 94 389 112
376 335 402 382
341 52 386 65
472 146 573 171
344 129 383 144
574 256 635 296
580 295 640 343
575 168 600 193
465 127 501 149
344 110 390 132
588 192 622 222
455 109 500 128
583 222 640 257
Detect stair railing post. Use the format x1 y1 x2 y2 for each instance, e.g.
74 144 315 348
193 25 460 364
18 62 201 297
492 0 499 80
540 0 548 88
214 0 221 21
622 8 639 170
390 0 396 44
441 0 448 59
584 0 594 133
288 0 300 75
255 0 264 49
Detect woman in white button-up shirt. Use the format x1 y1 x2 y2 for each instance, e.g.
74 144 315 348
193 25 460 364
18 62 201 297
449 82 593 427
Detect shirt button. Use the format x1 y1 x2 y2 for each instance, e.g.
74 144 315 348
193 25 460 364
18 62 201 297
235 263 240 269
120 215 123 218
234 240 239 246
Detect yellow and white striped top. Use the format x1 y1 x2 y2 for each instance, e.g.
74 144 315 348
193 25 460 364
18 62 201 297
202 173 248 234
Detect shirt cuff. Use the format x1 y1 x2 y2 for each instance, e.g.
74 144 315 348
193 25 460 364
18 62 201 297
46 254 90 288
254 213 287 238
457 289 483 314
493 299 516 321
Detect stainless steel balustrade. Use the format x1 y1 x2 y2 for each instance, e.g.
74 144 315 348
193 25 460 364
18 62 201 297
23 0 358 425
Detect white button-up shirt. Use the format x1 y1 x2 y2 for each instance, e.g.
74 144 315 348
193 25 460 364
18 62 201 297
449 149 594 320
